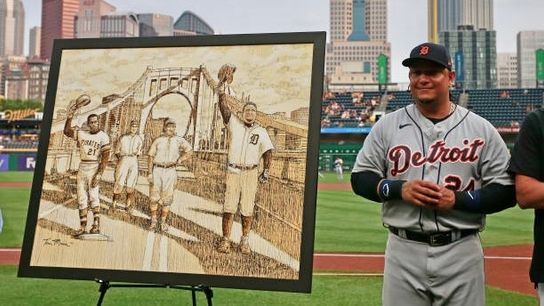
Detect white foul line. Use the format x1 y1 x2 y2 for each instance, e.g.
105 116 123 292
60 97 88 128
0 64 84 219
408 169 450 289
315 272 384 277
315 253 531 260
159 235 168 272
142 232 155 271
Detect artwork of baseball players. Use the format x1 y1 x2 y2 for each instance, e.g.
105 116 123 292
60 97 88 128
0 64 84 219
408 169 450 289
19 33 325 293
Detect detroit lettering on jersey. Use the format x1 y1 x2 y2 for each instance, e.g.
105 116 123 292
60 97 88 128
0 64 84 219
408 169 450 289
388 138 485 176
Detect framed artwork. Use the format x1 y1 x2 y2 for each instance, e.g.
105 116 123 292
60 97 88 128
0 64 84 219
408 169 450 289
18 32 326 293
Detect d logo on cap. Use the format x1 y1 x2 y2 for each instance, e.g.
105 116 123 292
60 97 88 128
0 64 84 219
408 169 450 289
419 46 429 55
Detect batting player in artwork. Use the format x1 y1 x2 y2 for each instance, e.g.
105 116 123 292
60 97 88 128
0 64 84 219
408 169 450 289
351 43 516 306
215 64 274 255
63 95 111 236
112 120 143 212
147 118 192 232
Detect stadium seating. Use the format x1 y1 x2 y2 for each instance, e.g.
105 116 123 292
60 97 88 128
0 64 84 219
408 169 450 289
322 88 544 128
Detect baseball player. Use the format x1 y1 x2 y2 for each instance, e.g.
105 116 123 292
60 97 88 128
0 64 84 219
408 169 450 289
64 104 111 236
112 120 143 212
147 118 192 232
334 156 344 181
215 64 274 255
351 42 516 306
508 108 544 303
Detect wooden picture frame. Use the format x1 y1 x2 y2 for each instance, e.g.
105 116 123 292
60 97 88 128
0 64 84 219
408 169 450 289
18 32 325 293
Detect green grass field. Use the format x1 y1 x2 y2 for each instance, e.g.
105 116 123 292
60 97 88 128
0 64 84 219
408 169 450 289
0 171 538 305
0 266 536 306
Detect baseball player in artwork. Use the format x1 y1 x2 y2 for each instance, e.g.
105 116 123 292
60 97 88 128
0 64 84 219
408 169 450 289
147 118 192 232
112 120 143 212
215 64 274 255
63 95 111 236
351 43 516 306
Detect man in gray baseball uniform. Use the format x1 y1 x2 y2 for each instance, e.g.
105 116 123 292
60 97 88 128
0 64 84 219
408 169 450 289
215 64 274 255
351 42 516 306
147 118 192 232
113 120 143 212
64 112 111 236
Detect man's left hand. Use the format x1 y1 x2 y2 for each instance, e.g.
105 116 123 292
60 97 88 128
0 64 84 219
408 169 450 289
433 185 456 210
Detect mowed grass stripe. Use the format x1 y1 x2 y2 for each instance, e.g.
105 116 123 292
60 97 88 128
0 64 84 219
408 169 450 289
0 171 34 183
1 265 536 306
316 189 386 253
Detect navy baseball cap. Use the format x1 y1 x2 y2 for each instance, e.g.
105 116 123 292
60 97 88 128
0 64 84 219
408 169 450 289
402 42 452 70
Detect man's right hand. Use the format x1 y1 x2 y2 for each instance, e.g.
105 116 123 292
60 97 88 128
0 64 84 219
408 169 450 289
401 180 442 208
147 174 153 185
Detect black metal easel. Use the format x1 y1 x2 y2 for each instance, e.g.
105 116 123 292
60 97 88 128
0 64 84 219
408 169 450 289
95 279 213 306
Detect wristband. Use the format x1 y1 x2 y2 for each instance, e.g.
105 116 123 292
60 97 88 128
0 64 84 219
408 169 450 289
454 190 482 212
377 179 405 201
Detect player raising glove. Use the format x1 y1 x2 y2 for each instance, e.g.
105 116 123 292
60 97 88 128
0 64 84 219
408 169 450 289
67 94 91 117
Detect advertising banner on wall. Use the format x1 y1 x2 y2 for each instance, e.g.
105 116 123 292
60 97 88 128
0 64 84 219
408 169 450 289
0 154 9 171
16 153 37 171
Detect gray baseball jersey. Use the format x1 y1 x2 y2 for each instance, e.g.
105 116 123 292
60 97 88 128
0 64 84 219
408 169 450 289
352 103 513 231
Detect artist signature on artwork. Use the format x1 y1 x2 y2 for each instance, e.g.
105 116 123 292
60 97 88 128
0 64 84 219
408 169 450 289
43 238 72 247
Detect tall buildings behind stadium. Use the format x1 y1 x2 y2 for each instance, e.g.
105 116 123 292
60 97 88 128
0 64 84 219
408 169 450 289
1 0 544 102
0 0 214 101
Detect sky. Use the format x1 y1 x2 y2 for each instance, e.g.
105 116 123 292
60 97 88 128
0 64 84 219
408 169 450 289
20 0 544 84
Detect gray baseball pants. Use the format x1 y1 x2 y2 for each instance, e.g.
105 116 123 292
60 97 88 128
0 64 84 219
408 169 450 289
383 232 484 306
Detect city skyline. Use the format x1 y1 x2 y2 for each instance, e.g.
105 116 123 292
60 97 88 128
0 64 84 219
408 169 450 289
18 0 544 83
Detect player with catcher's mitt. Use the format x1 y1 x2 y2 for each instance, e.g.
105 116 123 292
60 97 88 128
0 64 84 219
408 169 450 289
215 64 274 255
351 43 516 306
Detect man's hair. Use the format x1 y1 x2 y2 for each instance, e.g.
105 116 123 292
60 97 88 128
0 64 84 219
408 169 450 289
87 114 99 123
242 102 258 112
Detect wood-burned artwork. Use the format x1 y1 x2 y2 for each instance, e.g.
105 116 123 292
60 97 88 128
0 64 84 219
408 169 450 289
19 33 325 293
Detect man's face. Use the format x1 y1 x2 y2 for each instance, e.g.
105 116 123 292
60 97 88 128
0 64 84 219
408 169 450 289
408 60 454 105
130 124 138 135
165 123 176 136
88 116 100 133
242 104 257 125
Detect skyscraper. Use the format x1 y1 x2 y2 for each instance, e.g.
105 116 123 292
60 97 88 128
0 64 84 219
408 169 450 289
100 12 139 37
330 0 386 42
440 29 497 89
74 0 116 38
497 52 518 89
29 26 41 58
437 0 493 32
41 0 80 60
138 13 173 37
0 0 25 57
326 0 390 90
517 31 544 88
428 0 439 43
173 11 214 35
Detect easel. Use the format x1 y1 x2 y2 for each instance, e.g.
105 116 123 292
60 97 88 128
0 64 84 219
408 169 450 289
95 279 213 306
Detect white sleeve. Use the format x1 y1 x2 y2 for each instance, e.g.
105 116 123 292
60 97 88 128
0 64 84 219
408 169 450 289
479 121 514 186
352 117 388 176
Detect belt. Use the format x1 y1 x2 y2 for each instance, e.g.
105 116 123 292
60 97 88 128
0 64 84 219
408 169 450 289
388 227 478 247
228 163 258 170
153 162 176 168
